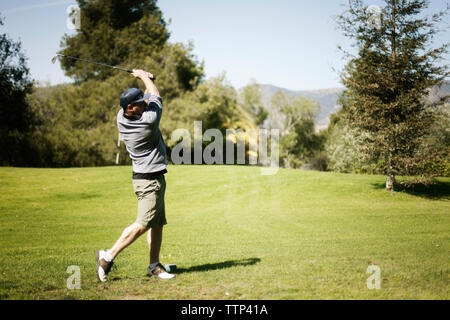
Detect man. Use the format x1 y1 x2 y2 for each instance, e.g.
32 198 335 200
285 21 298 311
96 69 174 282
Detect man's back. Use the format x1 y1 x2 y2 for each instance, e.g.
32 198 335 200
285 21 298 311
117 95 167 174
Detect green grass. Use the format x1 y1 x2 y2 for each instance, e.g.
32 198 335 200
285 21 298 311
0 165 448 300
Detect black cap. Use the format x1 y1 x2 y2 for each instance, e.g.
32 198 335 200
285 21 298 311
120 88 150 109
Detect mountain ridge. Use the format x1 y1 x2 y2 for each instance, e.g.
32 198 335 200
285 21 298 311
254 81 449 131
257 84 344 131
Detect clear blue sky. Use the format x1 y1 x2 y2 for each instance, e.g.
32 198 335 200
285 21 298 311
0 0 448 90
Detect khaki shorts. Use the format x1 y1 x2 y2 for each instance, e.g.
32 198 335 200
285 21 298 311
132 175 167 228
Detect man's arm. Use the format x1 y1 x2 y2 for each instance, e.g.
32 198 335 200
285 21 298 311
131 69 159 96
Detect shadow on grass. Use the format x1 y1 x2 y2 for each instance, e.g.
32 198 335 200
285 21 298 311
53 193 100 201
173 257 261 274
371 180 450 200
106 258 261 281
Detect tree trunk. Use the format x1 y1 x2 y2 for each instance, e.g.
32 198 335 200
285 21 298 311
386 152 395 191
386 173 395 191
386 0 396 193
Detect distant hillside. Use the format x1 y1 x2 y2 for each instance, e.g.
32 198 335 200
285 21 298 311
257 84 343 131
256 81 449 131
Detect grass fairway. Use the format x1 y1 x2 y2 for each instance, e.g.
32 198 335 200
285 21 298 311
0 165 448 300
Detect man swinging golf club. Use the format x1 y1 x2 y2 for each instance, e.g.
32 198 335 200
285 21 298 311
96 69 174 281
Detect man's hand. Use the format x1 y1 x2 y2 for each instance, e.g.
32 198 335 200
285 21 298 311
131 69 159 96
131 69 155 81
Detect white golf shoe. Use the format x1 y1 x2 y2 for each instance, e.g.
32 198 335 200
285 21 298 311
147 263 175 279
95 250 113 282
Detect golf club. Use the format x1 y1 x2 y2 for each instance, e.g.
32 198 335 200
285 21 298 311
51 53 156 80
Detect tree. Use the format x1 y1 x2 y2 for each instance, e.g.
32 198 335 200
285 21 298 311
414 102 450 177
325 103 377 173
239 81 269 126
27 76 132 167
270 91 322 168
0 15 36 165
59 0 170 81
164 73 256 142
337 0 449 191
153 41 204 101
161 73 258 164
58 0 204 103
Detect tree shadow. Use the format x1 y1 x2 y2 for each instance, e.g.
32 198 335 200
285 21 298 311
371 180 450 200
173 257 261 274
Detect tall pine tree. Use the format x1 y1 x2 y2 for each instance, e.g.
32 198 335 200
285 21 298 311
337 0 449 191
59 0 170 81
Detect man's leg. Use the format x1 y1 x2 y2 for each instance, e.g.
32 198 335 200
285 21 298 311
96 223 148 282
109 222 149 259
147 225 163 264
146 224 174 279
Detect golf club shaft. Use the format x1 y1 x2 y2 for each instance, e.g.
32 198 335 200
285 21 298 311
55 54 156 80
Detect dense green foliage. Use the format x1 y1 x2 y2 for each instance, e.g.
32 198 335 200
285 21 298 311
164 74 255 141
337 0 449 189
414 103 450 177
325 109 370 173
269 91 325 169
0 16 37 166
325 95 450 178
27 44 207 166
27 72 259 167
59 0 170 82
239 81 269 126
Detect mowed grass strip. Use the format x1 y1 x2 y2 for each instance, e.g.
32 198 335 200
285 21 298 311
0 166 448 300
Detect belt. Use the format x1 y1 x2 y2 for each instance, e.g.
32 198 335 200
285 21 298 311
132 169 167 180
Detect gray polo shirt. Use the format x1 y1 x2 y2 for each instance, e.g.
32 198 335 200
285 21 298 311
117 95 167 174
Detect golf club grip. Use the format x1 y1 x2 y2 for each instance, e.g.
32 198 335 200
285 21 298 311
115 67 155 80
122 68 156 81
